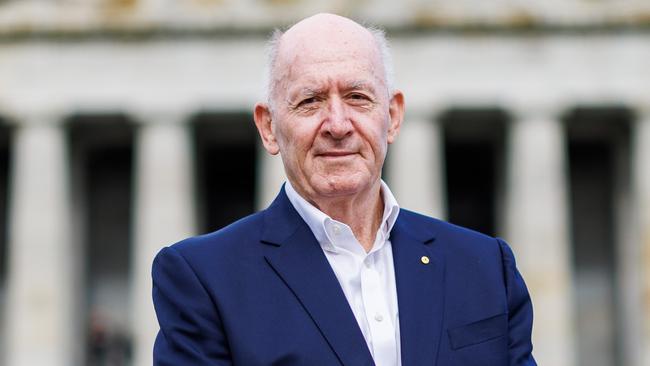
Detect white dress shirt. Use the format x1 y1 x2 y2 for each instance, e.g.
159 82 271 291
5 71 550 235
285 180 401 366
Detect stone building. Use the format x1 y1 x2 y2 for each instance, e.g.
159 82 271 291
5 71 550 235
0 1 649 365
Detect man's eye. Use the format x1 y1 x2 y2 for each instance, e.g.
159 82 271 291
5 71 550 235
348 93 369 101
299 97 318 106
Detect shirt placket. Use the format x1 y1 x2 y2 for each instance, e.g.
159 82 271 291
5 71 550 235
360 252 397 366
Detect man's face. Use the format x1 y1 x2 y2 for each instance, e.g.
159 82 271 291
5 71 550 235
255 15 403 202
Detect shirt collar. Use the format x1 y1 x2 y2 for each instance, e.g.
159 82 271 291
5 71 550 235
285 180 400 253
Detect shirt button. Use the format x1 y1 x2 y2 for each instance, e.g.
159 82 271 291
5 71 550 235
374 313 384 322
332 225 341 235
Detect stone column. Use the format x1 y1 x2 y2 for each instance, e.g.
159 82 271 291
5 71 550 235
256 144 286 210
634 109 650 366
504 108 575 366
5 119 76 366
132 113 197 366
388 113 446 219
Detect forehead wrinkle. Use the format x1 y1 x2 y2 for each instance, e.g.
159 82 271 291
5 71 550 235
275 39 386 105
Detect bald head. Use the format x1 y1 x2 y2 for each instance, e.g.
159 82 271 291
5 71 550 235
265 13 394 107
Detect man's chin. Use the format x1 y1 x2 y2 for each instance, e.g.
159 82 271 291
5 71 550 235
311 175 375 198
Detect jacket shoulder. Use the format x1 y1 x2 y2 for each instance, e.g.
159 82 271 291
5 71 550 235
397 208 502 259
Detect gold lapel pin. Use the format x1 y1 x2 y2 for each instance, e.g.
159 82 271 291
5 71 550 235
420 256 430 265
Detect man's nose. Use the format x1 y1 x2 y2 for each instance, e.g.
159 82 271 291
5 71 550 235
322 97 353 139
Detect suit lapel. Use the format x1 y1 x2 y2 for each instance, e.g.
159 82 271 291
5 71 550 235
261 189 375 366
391 212 445 366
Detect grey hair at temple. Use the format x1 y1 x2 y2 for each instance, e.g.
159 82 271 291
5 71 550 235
262 24 396 109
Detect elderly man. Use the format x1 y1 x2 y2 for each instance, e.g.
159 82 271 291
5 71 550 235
152 13 536 366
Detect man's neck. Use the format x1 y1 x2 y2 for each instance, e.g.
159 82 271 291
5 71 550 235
301 181 384 253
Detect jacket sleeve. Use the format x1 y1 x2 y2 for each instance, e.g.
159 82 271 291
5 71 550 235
152 246 233 366
497 238 537 366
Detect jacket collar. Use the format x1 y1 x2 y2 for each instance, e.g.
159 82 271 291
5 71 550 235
261 186 375 366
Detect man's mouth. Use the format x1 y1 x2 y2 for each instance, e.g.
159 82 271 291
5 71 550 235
317 151 356 158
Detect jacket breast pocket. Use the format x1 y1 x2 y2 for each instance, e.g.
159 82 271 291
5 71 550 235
447 313 507 350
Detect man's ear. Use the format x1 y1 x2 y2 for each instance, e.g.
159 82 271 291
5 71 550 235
254 102 280 155
387 90 404 144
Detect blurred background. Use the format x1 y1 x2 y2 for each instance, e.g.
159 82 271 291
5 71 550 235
0 0 649 365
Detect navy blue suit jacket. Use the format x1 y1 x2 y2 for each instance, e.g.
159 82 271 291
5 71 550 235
152 188 536 365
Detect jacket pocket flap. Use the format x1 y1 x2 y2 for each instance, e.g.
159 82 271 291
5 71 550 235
447 313 507 350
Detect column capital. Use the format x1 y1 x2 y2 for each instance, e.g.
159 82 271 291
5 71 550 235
404 109 439 123
4 108 67 127
128 106 192 126
508 101 567 122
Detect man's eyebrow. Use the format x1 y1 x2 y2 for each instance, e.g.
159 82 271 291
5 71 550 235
287 81 375 103
300 87 324 96
343 80 376 93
